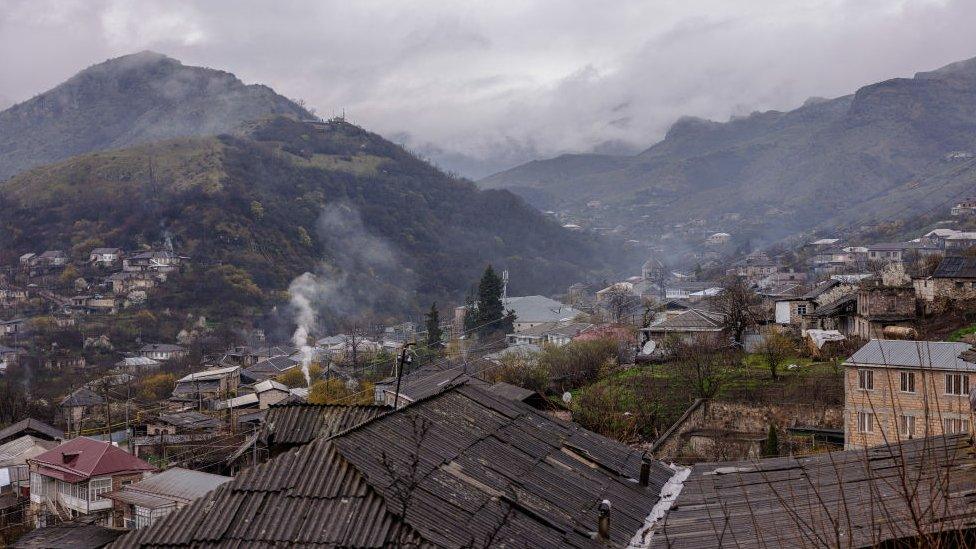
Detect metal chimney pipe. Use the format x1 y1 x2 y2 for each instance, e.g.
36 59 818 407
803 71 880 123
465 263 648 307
640 453 652 487
598 499 611 541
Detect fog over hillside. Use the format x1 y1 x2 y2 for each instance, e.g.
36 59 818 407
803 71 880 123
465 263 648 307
3 1 976 177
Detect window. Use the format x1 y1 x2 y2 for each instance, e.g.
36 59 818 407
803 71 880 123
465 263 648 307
899 415 916 438
857 411 874 433
945 373 970 396
796 304 807 315
89 477 112 501
944 418 971 434
900 371 916 393
857 369 874 391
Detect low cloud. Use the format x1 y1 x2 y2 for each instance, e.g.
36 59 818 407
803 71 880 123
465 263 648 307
3 0 976 177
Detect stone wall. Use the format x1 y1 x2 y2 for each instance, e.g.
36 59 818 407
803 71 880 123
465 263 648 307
649 399 843 463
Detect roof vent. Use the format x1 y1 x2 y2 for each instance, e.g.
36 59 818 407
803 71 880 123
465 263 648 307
61 451 81 464
597 499 611 541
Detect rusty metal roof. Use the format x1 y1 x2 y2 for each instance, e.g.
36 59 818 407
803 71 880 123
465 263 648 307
112 385 672 548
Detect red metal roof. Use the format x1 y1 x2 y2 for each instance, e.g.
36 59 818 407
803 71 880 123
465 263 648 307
32 437 155 482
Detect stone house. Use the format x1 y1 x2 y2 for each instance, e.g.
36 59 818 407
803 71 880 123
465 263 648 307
59 387 105 436
88 248 123 266
171 366 241 405
951 198 976 216
913 255 976 302
28 437 155 525
853 282 916 340
642 309 724 344
36 250 68 268
844 340 974 450
138 343 186 362
122 251 182 274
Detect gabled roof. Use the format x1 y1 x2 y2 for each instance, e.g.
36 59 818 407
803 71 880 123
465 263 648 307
156 411 221 431
0 418 63 444
60 387 105 408
254 379 290 394
32 437 155 483
800 279 840 300
390 366 489 402
932 255 976 279
263 403 387 446
846 339 976 372
645 309 724 332
177 366 239 383
214 393 259 410
114 385 674 548
811 294 857 317
0 435 58 467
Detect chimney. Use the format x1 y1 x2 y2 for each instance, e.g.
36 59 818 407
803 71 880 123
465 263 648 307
640 453 653 487
597 499 611 541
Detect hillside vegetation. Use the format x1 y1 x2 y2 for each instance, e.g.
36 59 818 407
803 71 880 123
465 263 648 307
0 116 627 324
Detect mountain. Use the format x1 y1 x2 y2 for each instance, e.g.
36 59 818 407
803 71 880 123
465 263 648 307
0 51 312 181
0 115 627 324
481 56 976 249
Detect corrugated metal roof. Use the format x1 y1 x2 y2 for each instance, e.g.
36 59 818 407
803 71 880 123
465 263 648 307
655 434 976 548
264 403 386 446
0 435 57 467
112 385 672 548
933 255 976 279
109 467 231 508
0 417 63 443
846 339 976 371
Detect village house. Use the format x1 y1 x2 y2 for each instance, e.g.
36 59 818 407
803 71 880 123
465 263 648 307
145 411 221 437
115 356 160 373
506 321 593 347
138 343 186 362
501 295 583 332
951 197 976 216
853 281 917 339
59 387 105 437
809 295 859 335
170 366 241 405
705 232 731 245
107 272 157 296
122 251 183 274
18 253 36 269
68 295 118 315
241 354 298 382
104 467 231 530
0 318 26 338
0 435 59 497
914 255 976 302
0 345 25 370
642 309 724 344
0 287 29 306
0 419 63 447
88 248 123 266
252 379 292 409
35 250 68 269
221 345 295 368
258 402 387 460
844 340 974 450
28 437 155 525
943 232 976 252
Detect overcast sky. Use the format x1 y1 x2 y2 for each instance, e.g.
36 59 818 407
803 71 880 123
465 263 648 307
3 0 976 177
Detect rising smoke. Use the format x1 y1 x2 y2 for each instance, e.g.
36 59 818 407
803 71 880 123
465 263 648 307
286 201 410 387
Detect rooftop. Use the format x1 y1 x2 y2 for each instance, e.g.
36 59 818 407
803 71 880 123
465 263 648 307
177 365 239 383
502 295 582 323
0 417 63 444
645 309 724 332
846 339 976 372
656 434 976 548
932 255 976 279
32 437 155 483
263 403 387 446
12 521 125 548
106 467 231 509
114 385 674 548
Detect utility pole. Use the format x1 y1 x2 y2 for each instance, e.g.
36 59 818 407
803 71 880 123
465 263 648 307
392 342 415 410
103 381 112 443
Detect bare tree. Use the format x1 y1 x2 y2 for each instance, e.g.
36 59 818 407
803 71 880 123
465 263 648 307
756 330 795 380
666 334 739 400
713 276 761 345
600 285 640 323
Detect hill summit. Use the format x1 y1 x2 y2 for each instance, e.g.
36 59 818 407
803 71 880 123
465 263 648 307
0 51 312 181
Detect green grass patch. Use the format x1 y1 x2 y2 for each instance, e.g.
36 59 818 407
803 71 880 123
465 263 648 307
948 325 976 342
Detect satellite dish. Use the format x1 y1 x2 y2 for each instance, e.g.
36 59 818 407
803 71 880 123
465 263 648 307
562 392 572 404
641 340 657 355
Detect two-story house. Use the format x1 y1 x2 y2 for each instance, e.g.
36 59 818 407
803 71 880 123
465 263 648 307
853 281 916 340
88 248 123 266
844 340 973 450
138 343 186 362
28 437 155 525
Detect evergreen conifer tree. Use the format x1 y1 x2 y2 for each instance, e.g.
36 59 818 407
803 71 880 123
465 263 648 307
425 302 443 349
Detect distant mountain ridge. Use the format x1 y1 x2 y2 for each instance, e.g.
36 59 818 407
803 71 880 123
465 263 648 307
0 54 627 323
481 55 976 245
0 51 312 181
